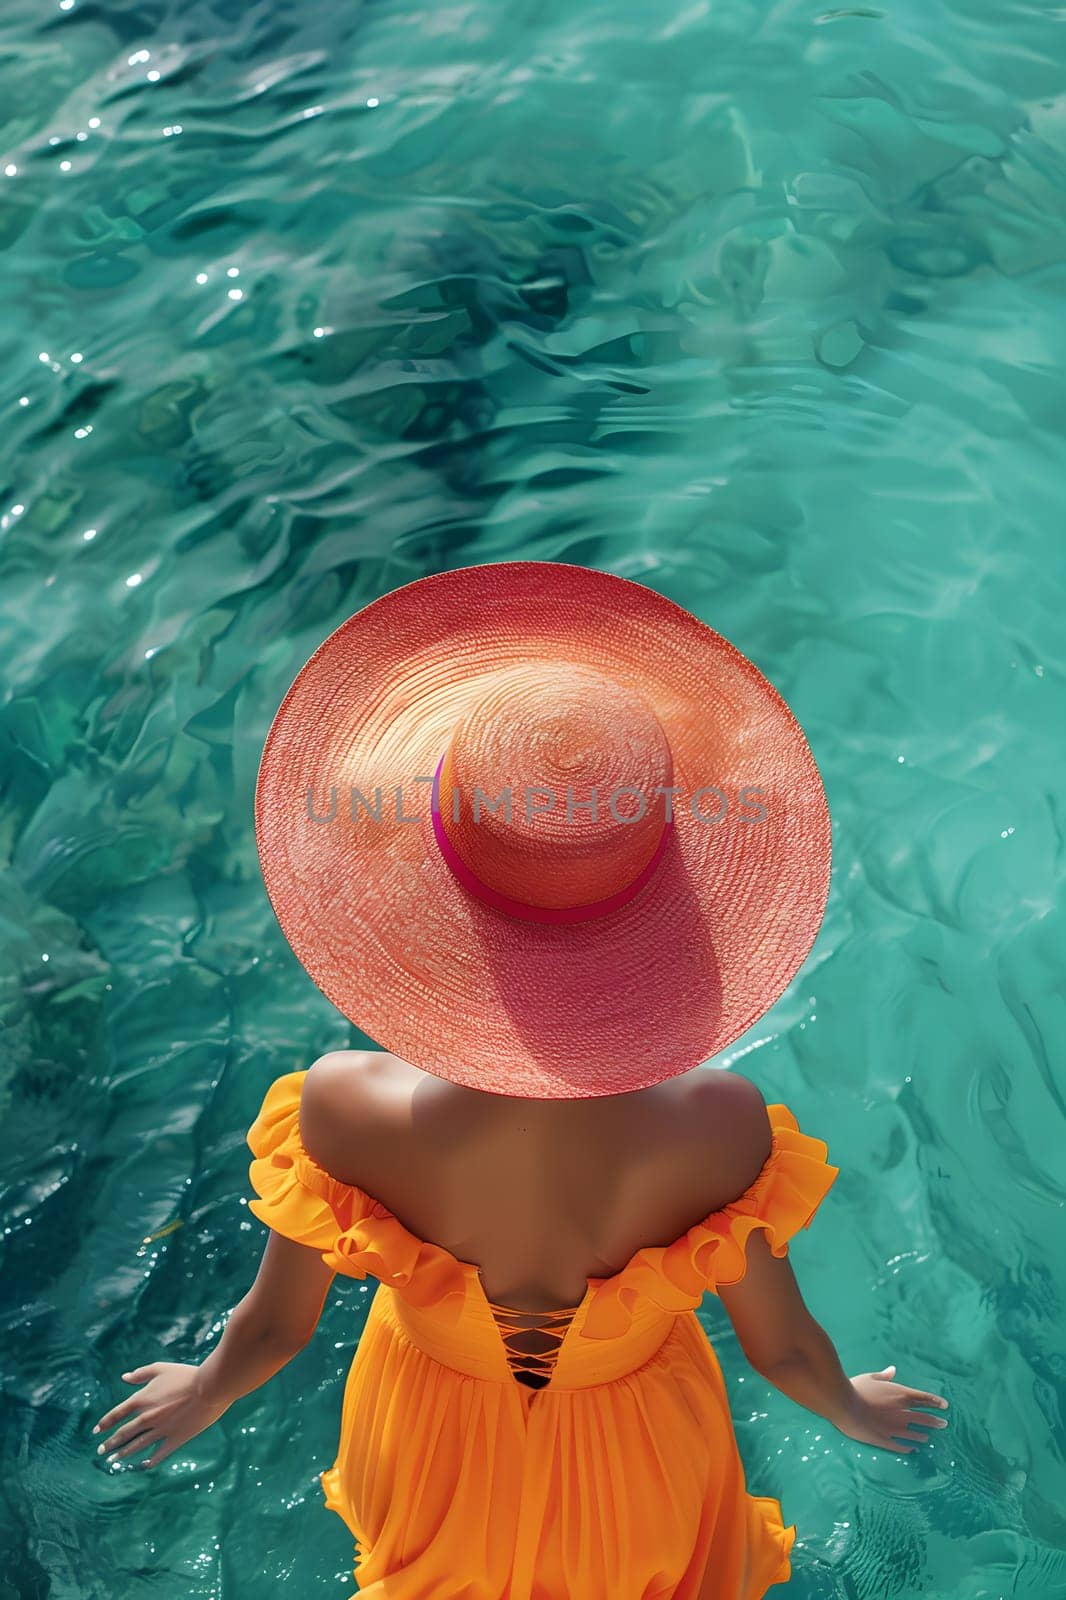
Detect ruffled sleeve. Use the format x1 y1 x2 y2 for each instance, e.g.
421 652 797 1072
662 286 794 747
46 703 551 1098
246 1071 472 1310
582 1104 839 1340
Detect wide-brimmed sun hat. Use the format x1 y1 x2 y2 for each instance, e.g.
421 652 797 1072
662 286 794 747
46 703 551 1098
255 561 830 1099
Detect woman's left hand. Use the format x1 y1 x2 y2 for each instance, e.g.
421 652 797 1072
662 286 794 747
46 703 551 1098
92 1362 231 1469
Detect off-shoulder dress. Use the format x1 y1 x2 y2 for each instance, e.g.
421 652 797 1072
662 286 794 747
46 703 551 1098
247 1071 839 1599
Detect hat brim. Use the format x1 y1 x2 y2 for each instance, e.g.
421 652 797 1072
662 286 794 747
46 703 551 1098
255 561 830 1098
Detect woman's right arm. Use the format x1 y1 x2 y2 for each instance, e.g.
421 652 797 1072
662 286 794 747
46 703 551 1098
718 1229 950 1452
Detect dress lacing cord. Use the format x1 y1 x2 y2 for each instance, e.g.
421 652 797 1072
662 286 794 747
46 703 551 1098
482 1298 581 1390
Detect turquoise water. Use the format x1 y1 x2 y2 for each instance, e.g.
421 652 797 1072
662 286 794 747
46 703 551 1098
2 0 1065 1593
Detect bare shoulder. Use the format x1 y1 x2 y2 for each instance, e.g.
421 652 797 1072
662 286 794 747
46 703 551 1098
303 1048 378 1097
680 1071 774 1197
299 1050 398 1179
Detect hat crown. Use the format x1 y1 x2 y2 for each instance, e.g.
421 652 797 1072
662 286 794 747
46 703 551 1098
438 662 673 911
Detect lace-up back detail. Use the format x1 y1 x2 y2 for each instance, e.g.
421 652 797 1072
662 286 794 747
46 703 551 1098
482 1298 583 1390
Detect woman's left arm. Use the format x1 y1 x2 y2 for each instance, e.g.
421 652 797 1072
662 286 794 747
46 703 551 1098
92 1232 335 1469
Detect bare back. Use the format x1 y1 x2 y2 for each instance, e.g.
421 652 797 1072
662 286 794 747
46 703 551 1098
299 1050 772 1314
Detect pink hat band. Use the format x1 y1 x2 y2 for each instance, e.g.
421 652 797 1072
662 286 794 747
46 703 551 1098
428 659 677 925
430 754 676 925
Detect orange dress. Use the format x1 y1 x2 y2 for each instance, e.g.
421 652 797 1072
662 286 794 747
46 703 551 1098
247 1072 840 1599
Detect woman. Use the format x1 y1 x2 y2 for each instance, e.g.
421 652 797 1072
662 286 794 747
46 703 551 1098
93 562 949 1598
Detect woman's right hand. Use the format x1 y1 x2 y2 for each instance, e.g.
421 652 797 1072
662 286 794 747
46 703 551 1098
837 1365 950 1452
